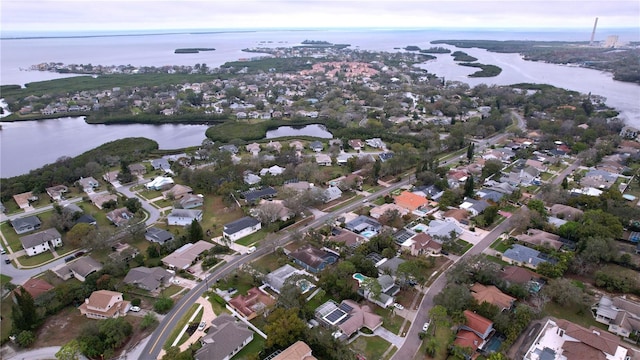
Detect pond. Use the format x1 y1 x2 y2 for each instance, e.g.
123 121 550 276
265 124 333 139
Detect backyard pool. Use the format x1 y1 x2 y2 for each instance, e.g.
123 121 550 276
484 335 504 353
352 273 366 284
412 223 429 233
360 230 378 238
297 279 313 294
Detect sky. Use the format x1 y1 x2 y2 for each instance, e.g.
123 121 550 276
2 0 639 34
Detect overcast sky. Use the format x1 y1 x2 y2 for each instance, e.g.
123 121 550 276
2 0 639 34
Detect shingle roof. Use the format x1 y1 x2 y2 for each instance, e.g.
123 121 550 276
242 187 277 202
123 266 172 290
20 228 61 248
197 314 253 360
470 283 516 310
11 216 41 231
223 216 261 235
145 227 174 244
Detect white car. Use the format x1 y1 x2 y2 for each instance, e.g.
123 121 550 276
423 321 430 332
130 306 141 312
198 321 206 331
393 303 404 310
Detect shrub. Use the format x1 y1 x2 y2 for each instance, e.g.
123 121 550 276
154 297 174 314
16 330 35 347
131 298 141 307
140 313 158 330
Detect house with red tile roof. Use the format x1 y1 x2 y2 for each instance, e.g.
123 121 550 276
454 310 494 355
228 287 275 320
394 191 428 212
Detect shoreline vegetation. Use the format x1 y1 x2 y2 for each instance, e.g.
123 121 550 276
458 63 503 77
432 39 640 84
174 48 215 54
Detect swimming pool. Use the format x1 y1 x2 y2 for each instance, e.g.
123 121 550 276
412 223 429 233
361 230 377 238
297 279 313 294
352 273 366 284
484 335 504 353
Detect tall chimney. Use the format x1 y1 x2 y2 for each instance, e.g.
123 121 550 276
590 17 599 46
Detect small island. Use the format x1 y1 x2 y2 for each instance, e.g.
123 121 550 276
404 45 421 51
458 62 503 77
451 51 478 62
294 40 350 49
174 48 216 54
419 46 451 54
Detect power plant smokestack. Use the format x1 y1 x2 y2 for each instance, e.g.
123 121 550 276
590 17 598 46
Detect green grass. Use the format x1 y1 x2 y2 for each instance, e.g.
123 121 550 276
420 320 454 360
1 222 24 252
251 252 288 273
152 199 174 208
139 189 163 200
485 255 511 266
175 309 204 347
55 245 78 256
373 306 404 335
235 229 268 246
540 172 554 181
206 293 231 315
162 284 185 298
0 274 12 287
1 296 14 343
164 303 201 350
304 289 330 315
232 335 265 360
491 239 511 253
18 251 54 266
216 271 257 296
351 335 391 360
543 302 605 330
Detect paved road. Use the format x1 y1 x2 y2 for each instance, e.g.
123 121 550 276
5 345 89 360
116 181 162 226
391 212 518 360
141 176 416 359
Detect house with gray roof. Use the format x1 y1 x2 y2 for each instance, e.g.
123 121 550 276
10 216 41 234
289 246 338 273
145 227 175 244
501 244 556 269
460 198 491 216
243 173 261 185
20 228 62 256
477 189 504 203
309 141 324 152
123 266 173 292
106 208 134 227
151 158 171 171
345 215 382 234
223 216 261 242
77 176 100 193
178 194 204 209
242 187 277 203
324 186 342 203
426 219 463 240
162 240 215 270
53 256 103 282
377 257 406 276
594 296 640 339
167 209 202 226
196 314 254 360
219 144 239 154
264 264 312 294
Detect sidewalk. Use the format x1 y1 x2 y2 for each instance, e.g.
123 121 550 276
157 296 217 358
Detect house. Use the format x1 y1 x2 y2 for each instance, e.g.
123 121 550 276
219 144 239 154
581 169 618 189
348 139 364 151
315 153 332 166
251 200 293 222
244 173 262 185
516 229 564 250
145 227 175 244
195 314 254 360
365 138 386 149
378 152 394 162
145 176 174 190
502 244 555 269
151 158 171 171
315 299 383 338
345 215 382 235
123 266 173 292
460 199 490 217
524 318 627 360
413 184 444 200
377 257 406 276
228 287 275 320
323 186 342 203
13 191 37 209
499 266 540 288
394 191 428 212
10 216 42 234
593 296 640 339
270 341 317 360
369 203 409 219
329 229 367 248
289 141 305 151
79 290 130 319
91 193 118 209
243 187 277 203
454 310 495 355
309 141 324 152
470 283 516 312
179 194 204 209
426 219 463 240
20 228 62 256
13 278 54 300
476 189 504 203
444 209 471 225
266 141 282 152
53 256 103 282
284 181 313 192
246 142 261 156
77 176 100 193
223 216 262 242
162 184 193 200
106 208 134 227
356 274 399 308
620 126 639 139
289 246 338 273
525 159 547 173
161 240 215 270
403 232 442 257
46 185 68 201
167 209 203 226
264 264 312 294
259 165 286 176
128 163 147 176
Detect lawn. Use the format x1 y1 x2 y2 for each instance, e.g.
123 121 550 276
373 306 404 335
543 302 606 330
304 289 330 315
55 245 78 256
251 252 289 273
200 196 244 237
235 229 268 246
417 321 454 360
0 274 12 287
490 239 511 253
176 308 203 347
484 255 511 266
216 270 258 296
1 222 23 252
0 296 13 343
18 251 54 266
206 292 231 315
232 335 265 360
540 172 554 181
162 284 185 298
138 189 163 200
152 199 174 209
164 303 201 350
350 335 391 360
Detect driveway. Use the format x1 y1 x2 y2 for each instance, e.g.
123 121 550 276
373 326 405 348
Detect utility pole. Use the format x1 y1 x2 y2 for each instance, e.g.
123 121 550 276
590 17 598 46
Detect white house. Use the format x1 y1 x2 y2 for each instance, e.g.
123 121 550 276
167 209 203 226
78 290 131 320
20 228 62 256
146 176 174 190
223 217 261 242
324 186 342 203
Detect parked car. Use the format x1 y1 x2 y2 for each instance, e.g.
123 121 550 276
1 248 6 255
75 251 85 257
4 258 10 264
198 321 206 331
393 303 404 310
64 256 75 263
130 306 141 312
423 321 430 332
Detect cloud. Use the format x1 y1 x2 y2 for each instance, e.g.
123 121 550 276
2 0 639 33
